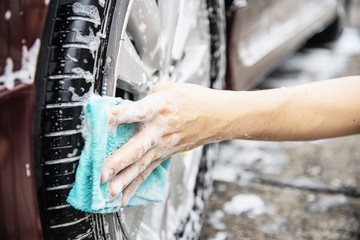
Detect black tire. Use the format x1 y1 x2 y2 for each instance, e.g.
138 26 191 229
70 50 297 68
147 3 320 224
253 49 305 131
33 0 226 239
34 1 120 239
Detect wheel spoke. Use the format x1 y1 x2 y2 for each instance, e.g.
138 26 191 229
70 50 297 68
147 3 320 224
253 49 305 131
158 0 181 70
172 44 209 86
172 0 201 60
127 0 161 69
101 0 131 96
116 33 152 95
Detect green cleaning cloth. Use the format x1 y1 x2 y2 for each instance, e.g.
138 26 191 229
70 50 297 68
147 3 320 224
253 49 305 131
67 96 170 213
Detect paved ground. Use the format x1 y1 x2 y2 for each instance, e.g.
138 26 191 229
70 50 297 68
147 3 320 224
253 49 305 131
200 1 360 239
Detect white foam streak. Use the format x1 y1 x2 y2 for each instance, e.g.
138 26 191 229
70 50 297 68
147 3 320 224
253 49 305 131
223 194 267 217
72 3 100 25
0 39 41 89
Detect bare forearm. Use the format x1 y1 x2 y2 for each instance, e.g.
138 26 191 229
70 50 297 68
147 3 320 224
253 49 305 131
102 77 360 202
216 76 360 141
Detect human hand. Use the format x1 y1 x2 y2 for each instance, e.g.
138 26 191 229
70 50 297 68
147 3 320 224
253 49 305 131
100 83 223 205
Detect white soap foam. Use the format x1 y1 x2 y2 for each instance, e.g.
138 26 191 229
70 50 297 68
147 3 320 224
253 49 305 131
72 2 101 24
209 232 230 240
0 39 41 89
71 67 94 83
66 54 79 62
98 0 105 8
207 210 226 230
308 195 347 213
74 28 101 58
212 165 238 182
223 194 267 217
4 10 11 20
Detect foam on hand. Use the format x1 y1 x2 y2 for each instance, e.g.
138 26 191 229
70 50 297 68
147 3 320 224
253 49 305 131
67 96 170 213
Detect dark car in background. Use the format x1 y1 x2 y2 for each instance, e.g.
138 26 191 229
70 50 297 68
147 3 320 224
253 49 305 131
0 0 346 239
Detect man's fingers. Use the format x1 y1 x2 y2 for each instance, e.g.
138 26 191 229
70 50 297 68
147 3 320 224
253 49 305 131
108 96 159 125
101 131 158 183
121 159 163 206
107 149 158 197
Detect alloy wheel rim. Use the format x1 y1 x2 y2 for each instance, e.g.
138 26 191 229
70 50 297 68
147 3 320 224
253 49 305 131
99 0 213 237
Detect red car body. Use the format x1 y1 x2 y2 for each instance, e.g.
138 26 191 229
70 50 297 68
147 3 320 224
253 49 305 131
0 1 47 239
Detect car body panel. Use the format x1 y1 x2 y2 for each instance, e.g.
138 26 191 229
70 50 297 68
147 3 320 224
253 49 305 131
227 0 338 90
0 1 48 239
0 84 43 240
0 0 48 75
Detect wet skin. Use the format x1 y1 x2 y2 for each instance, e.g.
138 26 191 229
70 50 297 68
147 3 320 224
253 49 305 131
101 76 360 205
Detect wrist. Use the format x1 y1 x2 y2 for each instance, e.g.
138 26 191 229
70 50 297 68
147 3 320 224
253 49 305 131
214 89 287 141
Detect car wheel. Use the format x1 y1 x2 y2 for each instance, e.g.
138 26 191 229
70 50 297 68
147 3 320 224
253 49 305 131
33 0 226 239
307 0 348 45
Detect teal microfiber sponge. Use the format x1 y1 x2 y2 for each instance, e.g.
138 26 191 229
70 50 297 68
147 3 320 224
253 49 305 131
67 96 170 213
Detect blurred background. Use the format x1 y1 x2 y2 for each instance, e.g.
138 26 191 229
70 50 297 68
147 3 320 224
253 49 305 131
201 0 360 239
